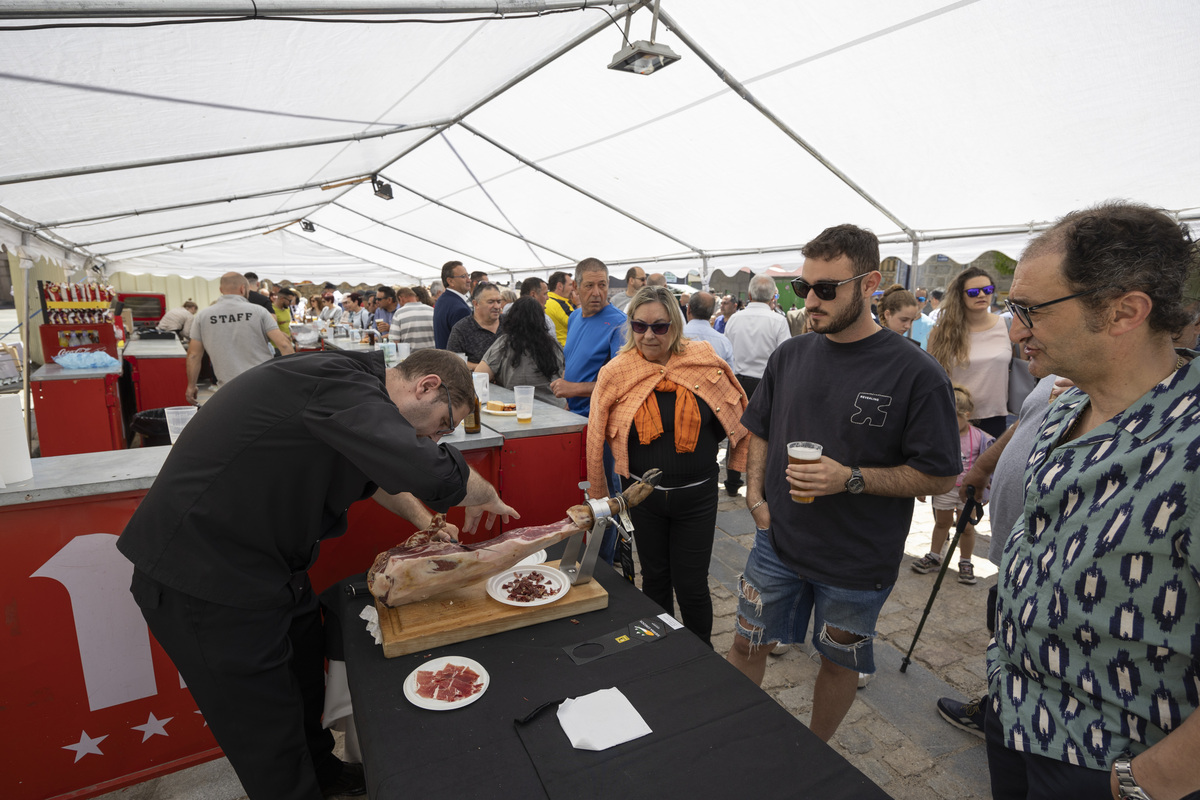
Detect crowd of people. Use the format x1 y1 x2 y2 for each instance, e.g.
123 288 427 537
134 199 1200 800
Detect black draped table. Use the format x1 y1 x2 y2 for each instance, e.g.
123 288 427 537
328 557 889 800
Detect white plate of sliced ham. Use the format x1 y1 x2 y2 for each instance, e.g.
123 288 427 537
486 566 570 607
404 656 489 711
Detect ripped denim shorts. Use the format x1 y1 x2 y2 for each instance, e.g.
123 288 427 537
736 527 893 673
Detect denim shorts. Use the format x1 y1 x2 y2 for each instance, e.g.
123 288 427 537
736 527 893 673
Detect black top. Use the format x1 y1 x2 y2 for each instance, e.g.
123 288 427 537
117 350 470 609
446 314 499 364
628 390 724 486
742 329 960 590
246 290 275 314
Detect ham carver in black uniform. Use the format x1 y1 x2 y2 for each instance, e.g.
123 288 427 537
118 348 517 799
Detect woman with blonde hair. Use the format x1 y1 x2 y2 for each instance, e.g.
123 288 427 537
926 267 1010 436
877 284 922 341
587 286 749 645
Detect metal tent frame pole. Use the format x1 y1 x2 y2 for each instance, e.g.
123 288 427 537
659 7 917 252
0 1 634 19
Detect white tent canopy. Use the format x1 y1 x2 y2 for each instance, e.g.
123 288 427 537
2 0 1198 287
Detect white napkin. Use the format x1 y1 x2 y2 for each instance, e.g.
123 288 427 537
556 687 651 751
359 605 382 645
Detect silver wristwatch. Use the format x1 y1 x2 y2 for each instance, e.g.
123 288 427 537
1113 756 1155 800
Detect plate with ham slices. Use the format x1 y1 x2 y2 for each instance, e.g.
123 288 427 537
486 565 570 607
404 656 489 710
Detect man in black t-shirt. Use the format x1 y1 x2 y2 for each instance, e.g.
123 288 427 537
725 224 960 743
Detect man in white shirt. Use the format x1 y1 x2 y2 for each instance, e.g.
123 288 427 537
683 292 736 373
611 266 646 311
723 273 790 495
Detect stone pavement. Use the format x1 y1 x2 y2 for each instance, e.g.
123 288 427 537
97 474 997 800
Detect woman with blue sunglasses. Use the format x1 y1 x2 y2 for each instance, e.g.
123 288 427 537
927 267 1011 437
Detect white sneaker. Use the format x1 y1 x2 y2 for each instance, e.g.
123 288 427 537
770 642 791 656
857 672 872 689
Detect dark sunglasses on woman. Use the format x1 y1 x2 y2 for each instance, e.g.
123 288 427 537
630 320 671 335
964 285 995 298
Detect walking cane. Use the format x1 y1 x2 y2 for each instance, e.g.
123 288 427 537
900 486 985 673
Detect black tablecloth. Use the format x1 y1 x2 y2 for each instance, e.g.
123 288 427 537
329 558 889 800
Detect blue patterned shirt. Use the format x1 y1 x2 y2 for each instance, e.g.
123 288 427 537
988 354 1200 771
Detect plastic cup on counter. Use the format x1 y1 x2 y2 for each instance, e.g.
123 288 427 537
395 341 411 361
472 372 489 406
165 405 198 443
380 342 399 368
514 385 534 424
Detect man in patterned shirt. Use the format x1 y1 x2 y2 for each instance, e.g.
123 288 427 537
989 202 1200 800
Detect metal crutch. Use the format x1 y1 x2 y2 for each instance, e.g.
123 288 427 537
900 486 985 672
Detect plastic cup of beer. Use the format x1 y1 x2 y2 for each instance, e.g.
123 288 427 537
787 441 822 503
472 372 490 406
514 385 535 424
165 405 198 444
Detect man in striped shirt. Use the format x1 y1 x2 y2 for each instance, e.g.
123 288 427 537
390 286 436 351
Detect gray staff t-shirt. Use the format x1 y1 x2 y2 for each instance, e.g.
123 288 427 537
191 294 278 386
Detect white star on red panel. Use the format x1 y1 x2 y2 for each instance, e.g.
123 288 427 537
132 712 173 742
63 730 107 763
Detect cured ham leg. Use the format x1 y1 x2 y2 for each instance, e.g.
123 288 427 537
367 469 661 608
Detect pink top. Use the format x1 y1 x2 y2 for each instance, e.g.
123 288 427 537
951 316 1011 419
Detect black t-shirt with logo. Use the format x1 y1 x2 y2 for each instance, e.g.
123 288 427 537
742 329 961 590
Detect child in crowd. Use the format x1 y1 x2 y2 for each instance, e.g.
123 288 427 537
911 384 994 584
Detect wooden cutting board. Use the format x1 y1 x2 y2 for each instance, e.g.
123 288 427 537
375 561 609 658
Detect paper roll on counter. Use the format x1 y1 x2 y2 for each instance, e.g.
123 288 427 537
0 395 33 484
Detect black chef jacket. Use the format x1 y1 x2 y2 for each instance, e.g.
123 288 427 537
118 349 470 609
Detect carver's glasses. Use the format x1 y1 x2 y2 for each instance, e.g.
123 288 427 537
630 320 671 335
790 273 868 302
964 285 995 298
433 386 457 437
1004 287 1103 329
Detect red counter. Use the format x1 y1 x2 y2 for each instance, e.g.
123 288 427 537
122 338 189 412
0 426 548 799
31 362 126 457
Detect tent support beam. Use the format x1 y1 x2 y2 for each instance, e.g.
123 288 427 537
333 204 509 271
35 174 369 230
340 185 574 261
0 119 454 186
0 1 631 19
459 121 706 257
659 8 918 244
74 201 328 248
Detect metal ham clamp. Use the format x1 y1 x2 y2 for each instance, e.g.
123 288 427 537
559 470 657 586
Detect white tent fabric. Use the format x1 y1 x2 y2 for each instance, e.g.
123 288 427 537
1 0 1198 287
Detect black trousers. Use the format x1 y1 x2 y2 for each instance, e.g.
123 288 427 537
725 374 762 492
623 477 719 646
130 570 338 800
984 702 1111 799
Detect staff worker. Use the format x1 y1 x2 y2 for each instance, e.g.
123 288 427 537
118 348 518 800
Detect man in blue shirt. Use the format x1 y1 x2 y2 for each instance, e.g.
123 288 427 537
552 258 625 415
551 258 625 564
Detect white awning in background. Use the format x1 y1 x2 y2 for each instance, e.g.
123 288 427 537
1 0 1198 286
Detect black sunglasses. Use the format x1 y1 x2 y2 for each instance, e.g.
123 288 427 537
433 386 456 437
964 285 995 298
630 320 671 335
1005 287 1103 329
790 273 868 302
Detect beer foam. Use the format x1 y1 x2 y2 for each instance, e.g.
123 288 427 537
787 444 821 460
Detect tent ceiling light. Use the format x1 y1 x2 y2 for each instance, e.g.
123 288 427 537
372 176 394 200
608 40 680 75
300 220 315 233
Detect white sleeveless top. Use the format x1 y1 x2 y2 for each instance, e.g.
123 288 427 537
950 316 1012 419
